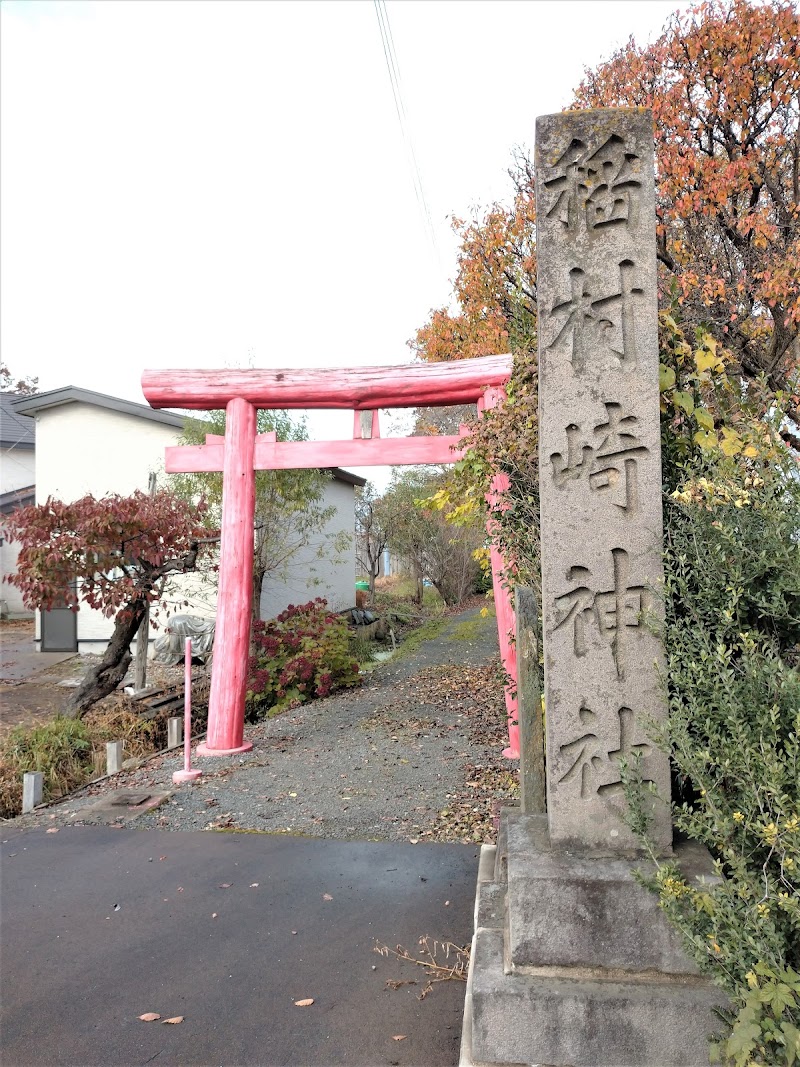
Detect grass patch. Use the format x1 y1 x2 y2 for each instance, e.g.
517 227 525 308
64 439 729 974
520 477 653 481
392 616 448 659
0 686 211 819
373 577 446 619
0 717 94 819
450 615 490 642
348 632 375 666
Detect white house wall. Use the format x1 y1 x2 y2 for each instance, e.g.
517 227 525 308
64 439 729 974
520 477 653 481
0 447 35 617
1 441 35 497
34 402 178 501
260 476 357 620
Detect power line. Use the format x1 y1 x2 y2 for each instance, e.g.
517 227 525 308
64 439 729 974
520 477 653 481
373 0 440 266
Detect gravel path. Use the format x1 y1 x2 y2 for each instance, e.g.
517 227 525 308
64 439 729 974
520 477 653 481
13 606 519 842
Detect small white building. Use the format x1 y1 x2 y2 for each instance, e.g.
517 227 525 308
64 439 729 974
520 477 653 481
12 387 364 653
259 467 365 620
0 392 36 618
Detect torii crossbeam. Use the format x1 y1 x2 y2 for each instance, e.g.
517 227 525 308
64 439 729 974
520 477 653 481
142 355 519 758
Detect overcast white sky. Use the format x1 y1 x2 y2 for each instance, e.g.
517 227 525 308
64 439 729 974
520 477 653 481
1 0 684 482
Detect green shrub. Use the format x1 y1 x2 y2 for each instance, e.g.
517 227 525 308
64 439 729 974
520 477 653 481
623 458 800 1064
246 599 361 717
0 717 93 818
617 314 800 1065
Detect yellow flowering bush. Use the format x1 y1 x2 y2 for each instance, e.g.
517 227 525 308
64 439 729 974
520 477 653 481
619 314 800 1065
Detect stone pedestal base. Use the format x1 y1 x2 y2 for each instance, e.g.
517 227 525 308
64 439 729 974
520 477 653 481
461 813 728 1067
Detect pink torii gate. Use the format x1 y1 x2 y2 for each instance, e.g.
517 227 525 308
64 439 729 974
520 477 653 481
142 354 519 759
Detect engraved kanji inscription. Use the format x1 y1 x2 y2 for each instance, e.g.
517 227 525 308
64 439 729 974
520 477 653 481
550 402 648 514
542 134 642 236
536 109 671 851
551 548 649 679
558 705 652 799
545 260 643 371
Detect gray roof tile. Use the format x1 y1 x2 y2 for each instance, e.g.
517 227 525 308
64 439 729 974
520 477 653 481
0 392 36 449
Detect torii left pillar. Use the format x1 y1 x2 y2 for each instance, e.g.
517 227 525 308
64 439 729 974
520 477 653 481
201 397 256 753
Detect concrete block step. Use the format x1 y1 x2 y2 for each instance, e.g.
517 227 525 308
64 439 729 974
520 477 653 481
469 928 726 1067
475 880 506 932
505 813 716 976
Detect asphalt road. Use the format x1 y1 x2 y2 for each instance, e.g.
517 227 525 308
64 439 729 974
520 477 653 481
1 827 478 1067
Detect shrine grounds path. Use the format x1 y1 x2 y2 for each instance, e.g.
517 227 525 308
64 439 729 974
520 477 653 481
12 603 515 842
2 606 514 1067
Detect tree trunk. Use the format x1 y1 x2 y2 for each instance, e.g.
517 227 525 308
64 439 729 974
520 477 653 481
252 567 265 624
250 566 265 661
413 563 424 605
133 603 150 691
67 599 148 717
432 579 450 607
133 471 158 690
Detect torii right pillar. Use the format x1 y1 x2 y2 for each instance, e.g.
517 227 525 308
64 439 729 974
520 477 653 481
478 386 519 760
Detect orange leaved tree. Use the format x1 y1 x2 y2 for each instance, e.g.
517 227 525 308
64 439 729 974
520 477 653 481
412 0 799 416
574 0 799 407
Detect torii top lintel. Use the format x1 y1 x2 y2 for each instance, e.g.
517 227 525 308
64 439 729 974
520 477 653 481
141 353 513 411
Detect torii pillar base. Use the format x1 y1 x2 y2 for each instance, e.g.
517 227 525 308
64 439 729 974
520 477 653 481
172 768 203 783
197 741 253 757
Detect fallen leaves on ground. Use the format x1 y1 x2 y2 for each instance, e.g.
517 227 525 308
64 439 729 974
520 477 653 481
162 1016 184 1024
294 998 314 1007
364 660 518 845
392 1035 407 1041
206 813 236 830
322 893 333 901
138 1013 160 1022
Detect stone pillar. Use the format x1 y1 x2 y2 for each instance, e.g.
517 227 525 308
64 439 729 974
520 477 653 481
515 587 544 814
167 716 183 750
464 110 727 1067
106 740 124 776
22 772 43 814
536 108 671 853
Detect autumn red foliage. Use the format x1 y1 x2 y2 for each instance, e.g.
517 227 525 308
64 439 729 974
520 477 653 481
4 490 210 713
6 491 208 615
246 599 360 715
411 160 536 364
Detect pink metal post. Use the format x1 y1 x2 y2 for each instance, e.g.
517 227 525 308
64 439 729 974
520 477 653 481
197 397 256 755
173 638 202 784
479 387 520 759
